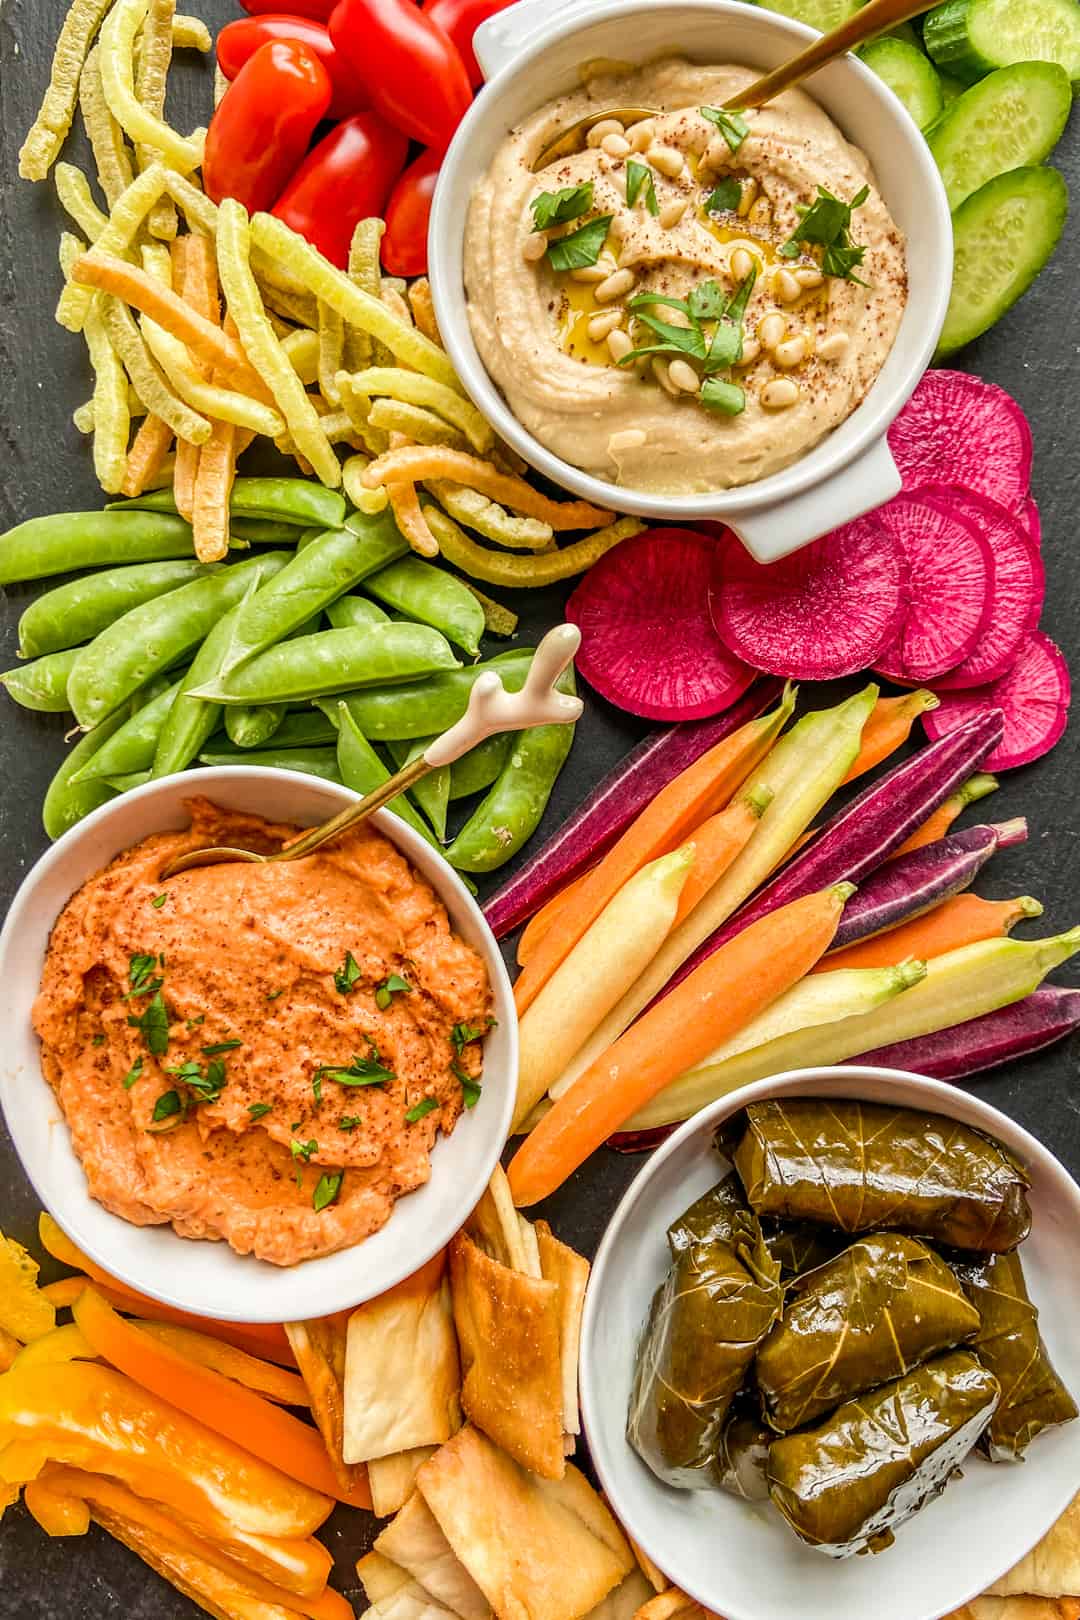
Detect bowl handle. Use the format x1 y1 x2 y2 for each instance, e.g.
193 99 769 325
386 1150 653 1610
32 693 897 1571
474 0 593 79
726 436 902 563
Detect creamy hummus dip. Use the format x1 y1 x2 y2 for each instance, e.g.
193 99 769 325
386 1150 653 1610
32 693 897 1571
34 799 493 1266
466 58 907 494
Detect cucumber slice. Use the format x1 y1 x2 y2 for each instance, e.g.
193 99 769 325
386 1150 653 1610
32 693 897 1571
929 61 1072 209
937 165 1068 357
924 0 1080 85
752 0 863 29
859 20 923 52
860 37 945 129
938 72 967 105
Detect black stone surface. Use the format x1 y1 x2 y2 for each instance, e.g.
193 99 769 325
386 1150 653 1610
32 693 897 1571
1 4 1078 1613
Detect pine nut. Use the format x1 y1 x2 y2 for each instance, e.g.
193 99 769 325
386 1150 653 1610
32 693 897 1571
601 132 632 158
588 308 624 341
609 428 647 452
736 178 758 218
795 266 824 289
748 196 772 229
648 144 684 178
663 305 692 329
773 334 809 369
730 247 756 282
608 212 628 242
761 378 800 409
758 312 787 350
571 252 617 284
652 356 680 395
659 196 688 229
595 267 636 302
607 328 633 362
774 268 802 304
587 119 625 147
628 120 655 151
818 331 851 362
522 233 548 263
668 358 701 393
734 338 760 368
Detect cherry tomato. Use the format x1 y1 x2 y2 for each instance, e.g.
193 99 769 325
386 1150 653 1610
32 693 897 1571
273 111 409 268
240 0 337 18
423 0 515 87
217 16 367 121
203 40 331 215
381 148 441 278
328 0 471 151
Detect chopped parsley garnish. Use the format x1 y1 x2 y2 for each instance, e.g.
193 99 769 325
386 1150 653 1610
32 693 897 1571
248 1102 272 1120
618 267 757 397
313 1171 343 1213
314 1046 396 1088
338 1115 361 1132
125 952 163 1000
704 177 742 215
700 376 747 416
530 182 593 231
201 1040 242 1056
700 106 750 153
122 1056 143 1090
780 183 870 282
405 1097 439 1123
266 988 285 1001
290 1136 318 1188
451 1060 482 1110
152 1090 182 1123
546 214 614 273
91 1033 106 1048
127 990 170 1058
333 951 362 995
375 972 412 1011
166 1057 227 1105
626 160 659 217
150 893 168 909
312 1072 324 1104
185 1014 205 1030
451 1021 488 1056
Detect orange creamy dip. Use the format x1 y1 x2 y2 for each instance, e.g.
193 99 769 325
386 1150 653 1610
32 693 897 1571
33 798 494 1266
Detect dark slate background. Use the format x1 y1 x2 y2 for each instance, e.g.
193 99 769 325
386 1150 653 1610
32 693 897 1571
1 3 1078 1613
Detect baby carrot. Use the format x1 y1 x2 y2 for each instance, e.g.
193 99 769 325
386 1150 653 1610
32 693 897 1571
841 690 939 785
672 785 773 928
517 869 592 965
508 882 854 1207
811 892 1044 974
889 773 999 858
513 689 794 1015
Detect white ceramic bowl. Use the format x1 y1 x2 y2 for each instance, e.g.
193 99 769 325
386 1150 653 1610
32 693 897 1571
429 0 953 562
0 768 516 1323
579 1066 1080 1620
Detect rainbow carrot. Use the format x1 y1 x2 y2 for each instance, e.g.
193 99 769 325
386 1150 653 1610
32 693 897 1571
889 773 998 857
841 690 939 785
812 892 1043 974
517 868 592 965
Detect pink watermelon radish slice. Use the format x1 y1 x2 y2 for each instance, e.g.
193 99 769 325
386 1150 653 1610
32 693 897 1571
924 632 1070 770
888 370 1033 513
930 487 1045 691
565 527 756 721
872 491 993 683
707 519 907 680
1021 495 1042 549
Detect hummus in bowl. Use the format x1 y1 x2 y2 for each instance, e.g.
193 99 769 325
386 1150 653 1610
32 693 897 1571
465 57 908 496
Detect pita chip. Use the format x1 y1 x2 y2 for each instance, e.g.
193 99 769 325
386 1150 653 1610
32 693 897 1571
285 1311 367 1496
536 1221 589 1440
369 1448 440 1519
417 1426 633 1620
358 1549 461 1620
626 1540 668 1598
990 1496 1080 1599
586 1573 656 1620
466 1167 528 1272
375 1491 491 1620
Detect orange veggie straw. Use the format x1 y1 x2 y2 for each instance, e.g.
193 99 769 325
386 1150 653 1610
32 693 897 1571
517 869 594 965
672 786 773 928
811 892 1043 974
72 1288 371 1510
120 413 173 498
508 882 853 1207
841 690 939 785
513 697 792 1016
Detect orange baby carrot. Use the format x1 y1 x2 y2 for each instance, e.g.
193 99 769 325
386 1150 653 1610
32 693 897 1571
811 892 1043 974
513 691 794 1015
508 882 853 1207
672 786 773 928
841 690 939 785
517 869 593 966
889 773 999 858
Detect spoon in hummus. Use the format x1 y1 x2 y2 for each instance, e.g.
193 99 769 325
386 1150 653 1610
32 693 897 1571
159 623 584 880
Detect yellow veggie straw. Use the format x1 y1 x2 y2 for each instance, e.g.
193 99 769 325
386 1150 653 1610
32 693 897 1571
102 298 211 444
134 0 179 241
98 0 202 173
56 163 169 333
427 509 644 587
54 162 109 242
141 316 286 438
79 45 136 209
339 366 493 453
19 0 114 181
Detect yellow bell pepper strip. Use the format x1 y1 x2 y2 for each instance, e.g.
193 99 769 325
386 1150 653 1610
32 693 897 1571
11 1323 96 1373
133 1323 309 1407
72 1289 371 1509
0 1232 56 1342
23 1472 92 1536
0 1328 21 1372
0 1483 20 1522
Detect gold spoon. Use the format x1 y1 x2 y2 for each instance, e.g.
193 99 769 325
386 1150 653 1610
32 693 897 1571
159 624 584 881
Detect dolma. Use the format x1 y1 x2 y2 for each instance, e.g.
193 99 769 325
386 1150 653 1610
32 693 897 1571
715 1401 771 1502
761 1220 845 1280
627 1175 783 1489
767 1350 1000 1558
957 1249 1078 1461
756 1233 981 1432
733 1099 1031 1253
667 1174 749 1254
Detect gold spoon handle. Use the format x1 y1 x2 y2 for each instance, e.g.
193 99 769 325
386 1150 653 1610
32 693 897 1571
728 0 939 109
268 755 431 863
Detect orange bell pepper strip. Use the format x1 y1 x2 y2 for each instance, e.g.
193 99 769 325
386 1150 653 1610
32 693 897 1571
840 690 939 785
72 1288 370 1510
513 688 795 1015
133 1322 309 1407
812 892 1044 974
11 1323 96 1373
508 882 854 1207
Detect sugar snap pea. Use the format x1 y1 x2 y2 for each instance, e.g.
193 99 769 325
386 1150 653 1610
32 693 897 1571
326 594 389 631
328 650 535 742
230 518 305 545
1 648 81 713
335 703 439 849
364 556 485 658
225 704 287 749
445 669 577 874
70 675 188 783
105 771 151 792
197 623 459 707
18 560 215 659
449 733 512 800
68 552 292 731
211 710 340 754
387 737 450 841
108 476 346 530
0 511 195 585
198 747 343 784
42 679 167 839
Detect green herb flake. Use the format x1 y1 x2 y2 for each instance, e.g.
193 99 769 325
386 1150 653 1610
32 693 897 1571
547 214 614 274
333 951 362 996
451 1022 488 1057
248 1102 272 1120
185 1014 205 1031
150 893 168 909
626 160 659 217
700 376 746 416
375 972 412 1011
266 988 285 1001
338 1115 361 1132
700 106 750 153
405 1097 439 1124
530 182 593 231
201 1040 242 1056
704 177 742 215
314 1047 396 1088
165 1057 227 1106
122 1056 143 1090
313 1171 343 1213
451 1059 482 1110
152 1089 182 1123
290 1137 318 1164
781 183 869 283
91 1033 106 1048
127 990 171 1058
312 1072 323 1104
124 952 163 1000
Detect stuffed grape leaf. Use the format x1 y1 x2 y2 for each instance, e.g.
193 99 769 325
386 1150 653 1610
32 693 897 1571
715 1399 771 1501
761 1220 845 1280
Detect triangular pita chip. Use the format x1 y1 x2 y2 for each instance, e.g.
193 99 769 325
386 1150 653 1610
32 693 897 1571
369 1448 440 1520
449 1231 565 1480
375 1491 491 1620
285 1311 367 1497
417 1426 632 1620
466 1168 527 1272
586 1573 655 1620
626 1538 668 1597
990 1496 1080 1598
518 1217 542 1280
536 1221 589 1440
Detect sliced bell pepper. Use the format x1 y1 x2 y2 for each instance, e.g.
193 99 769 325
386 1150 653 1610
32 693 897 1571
0 1231 55 1342
11 1323 96 1373
423 0 516 86
382 147 441 277
133 1322 309 1407
328 0 472 150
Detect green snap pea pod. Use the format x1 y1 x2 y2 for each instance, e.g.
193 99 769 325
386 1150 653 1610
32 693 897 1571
327 650 536 742
449 733 512 800
230 518 305 545
70 676 189 783
364 556 485 658
335 703 439 849
42 677 168 839
197 623 459 707
225 704 287 748
105 771 151 792
326 594 389 631
68 552 293 731
445 669 578 874
210 710 340 754
387 737 450 841
108 476 346 530
1 648 81 713
18 560 215 659
198 747 343 784
0 511 196 586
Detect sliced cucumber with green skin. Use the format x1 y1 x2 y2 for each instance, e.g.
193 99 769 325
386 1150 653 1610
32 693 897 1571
860 37 944 129
752 0 863 30
859 20 923 52
924 0 1080 84
928 62 1072 210
938 72 967 106
937 165 1069 357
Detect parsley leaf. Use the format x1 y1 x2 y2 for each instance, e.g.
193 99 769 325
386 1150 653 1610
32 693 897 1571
405 1097 439 1123
334 951 362 995
166 1057 227 1105
91 1033 106 1048
781 183 869 283
375 972 412 1010
122 1056 143 1090
248 1102 272 1120
313 1171 343 1213
127 990 170 1058
688 279 729 321
626 160 659 216
150 893 168 909
547 214 614 273
125 952 163 1000
451 1022 487 1056
290 1137 317 1189
201 1040 242 1055
632 307 708 359
700 106 750 153
152 1090 182 1123
530 182 593 231
704 177 742 215
451 1059 482 1110
701 376 746 416
312 1072 323 1104
314 1047 396 1088
338 1115 361 1132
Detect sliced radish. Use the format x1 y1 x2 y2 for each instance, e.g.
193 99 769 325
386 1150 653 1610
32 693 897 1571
924 632 1070 770
887 370 1033 513
1021 495 1042 549
929 486 1045 691
565 527 756 721
707 519 907 681
872 491 993 683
